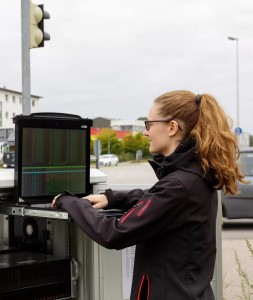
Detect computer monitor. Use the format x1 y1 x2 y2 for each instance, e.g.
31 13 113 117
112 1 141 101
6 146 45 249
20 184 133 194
13 113 93 205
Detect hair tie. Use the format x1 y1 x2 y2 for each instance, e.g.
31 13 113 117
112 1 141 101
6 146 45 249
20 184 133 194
195 94 201 105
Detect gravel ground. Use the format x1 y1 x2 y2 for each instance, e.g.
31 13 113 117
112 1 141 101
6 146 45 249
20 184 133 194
222 238 253 300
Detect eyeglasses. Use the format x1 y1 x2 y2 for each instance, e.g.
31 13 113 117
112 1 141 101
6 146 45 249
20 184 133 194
144 118 182 131
144 118 173 131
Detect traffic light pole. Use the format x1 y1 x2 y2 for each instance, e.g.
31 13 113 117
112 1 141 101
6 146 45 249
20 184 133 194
21 0 31 115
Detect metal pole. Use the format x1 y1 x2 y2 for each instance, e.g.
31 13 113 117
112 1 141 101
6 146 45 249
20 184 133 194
235 39 239 128
228 36 239 128
212 191 223 300
21 0 31 115
108 133 110 154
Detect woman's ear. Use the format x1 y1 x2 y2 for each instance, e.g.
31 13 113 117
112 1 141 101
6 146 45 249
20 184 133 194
168 120 180 136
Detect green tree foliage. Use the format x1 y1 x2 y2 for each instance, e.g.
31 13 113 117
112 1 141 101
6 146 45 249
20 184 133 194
90 130 150 161
122 134 136 154
122 132 150 157
90 138 94 154
96 129 122 155
135 132 150 157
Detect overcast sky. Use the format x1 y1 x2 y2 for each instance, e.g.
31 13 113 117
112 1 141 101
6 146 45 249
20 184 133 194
1 0 253 133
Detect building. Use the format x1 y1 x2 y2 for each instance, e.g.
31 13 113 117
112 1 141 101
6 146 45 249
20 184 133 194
0 87 41 161
90 127 131 141
93 117 145 134
93 117 112 129
92 117 145 139
0 87 41 128
111 119 145 135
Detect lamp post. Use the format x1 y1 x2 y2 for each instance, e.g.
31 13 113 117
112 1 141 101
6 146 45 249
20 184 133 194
228 36 240 129
107 133 111 154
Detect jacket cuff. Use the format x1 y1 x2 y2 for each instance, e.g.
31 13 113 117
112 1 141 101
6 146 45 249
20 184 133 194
103 189 114 209
55 194 66 209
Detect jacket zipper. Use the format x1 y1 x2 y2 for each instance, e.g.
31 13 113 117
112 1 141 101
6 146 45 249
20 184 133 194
120 201 144 224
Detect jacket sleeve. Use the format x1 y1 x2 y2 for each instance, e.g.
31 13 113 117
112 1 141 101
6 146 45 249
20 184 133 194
105 188 148 210
56 177 188 250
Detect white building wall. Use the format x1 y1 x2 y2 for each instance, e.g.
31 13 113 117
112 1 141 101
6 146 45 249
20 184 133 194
0 88 40 128
111 119 145 134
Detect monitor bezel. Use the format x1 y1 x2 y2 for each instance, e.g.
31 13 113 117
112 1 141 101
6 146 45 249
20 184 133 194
13 114 93 205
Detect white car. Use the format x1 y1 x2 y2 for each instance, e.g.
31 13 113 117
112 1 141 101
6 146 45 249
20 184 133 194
99 154 119 166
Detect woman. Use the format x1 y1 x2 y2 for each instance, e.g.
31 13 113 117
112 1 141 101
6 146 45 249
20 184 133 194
52 90 245 300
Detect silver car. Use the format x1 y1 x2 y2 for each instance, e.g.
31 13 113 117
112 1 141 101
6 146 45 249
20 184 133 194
99 154 119 166
222 147 253 219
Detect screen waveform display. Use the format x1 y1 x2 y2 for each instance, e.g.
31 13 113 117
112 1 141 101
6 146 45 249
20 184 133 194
15 119 91 202
21 166 87 197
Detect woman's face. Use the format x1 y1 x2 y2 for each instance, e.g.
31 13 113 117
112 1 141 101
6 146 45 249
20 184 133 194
144 103 173 156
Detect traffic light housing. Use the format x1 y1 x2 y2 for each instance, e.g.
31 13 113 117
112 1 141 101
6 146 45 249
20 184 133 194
30 1 50 48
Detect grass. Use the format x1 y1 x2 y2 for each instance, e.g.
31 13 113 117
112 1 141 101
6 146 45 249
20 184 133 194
233 239 253 300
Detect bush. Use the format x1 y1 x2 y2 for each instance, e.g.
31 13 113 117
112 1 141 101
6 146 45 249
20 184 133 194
118 152 134 162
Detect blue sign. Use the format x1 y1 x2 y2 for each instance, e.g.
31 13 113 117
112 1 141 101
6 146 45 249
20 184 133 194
235 127 243 135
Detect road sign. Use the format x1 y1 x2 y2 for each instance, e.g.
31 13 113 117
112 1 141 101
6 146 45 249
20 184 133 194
94 139 102 157
235 127 242 135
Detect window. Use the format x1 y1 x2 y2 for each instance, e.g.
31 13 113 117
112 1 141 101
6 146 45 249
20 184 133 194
121 125 133 131
5 111 9 119
13 96 16 103
32 100 35 107
5 94 8 102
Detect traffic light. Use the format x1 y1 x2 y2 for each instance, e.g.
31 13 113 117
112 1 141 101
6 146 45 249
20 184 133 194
30 1 50 48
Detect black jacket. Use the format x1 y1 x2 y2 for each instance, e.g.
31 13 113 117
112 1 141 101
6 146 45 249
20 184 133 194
56 139 218 300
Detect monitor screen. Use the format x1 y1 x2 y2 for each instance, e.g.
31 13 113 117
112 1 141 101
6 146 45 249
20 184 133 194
14 113 93 205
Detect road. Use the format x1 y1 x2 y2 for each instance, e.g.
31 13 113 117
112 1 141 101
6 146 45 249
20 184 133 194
97 162 253 300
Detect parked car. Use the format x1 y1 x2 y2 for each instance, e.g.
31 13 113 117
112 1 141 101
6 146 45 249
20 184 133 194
99 154 119 166
2 152 15 168
222 147 253 219
90 155 96 162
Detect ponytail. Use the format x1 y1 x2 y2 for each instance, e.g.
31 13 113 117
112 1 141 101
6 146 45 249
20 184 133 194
190 94 246 194
154 90 246 194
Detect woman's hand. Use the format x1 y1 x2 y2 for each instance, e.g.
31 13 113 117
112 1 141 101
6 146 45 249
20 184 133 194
84 194 108 209
52 194 61 208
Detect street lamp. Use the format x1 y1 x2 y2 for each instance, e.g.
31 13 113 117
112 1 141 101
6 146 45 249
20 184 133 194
228 36 240 129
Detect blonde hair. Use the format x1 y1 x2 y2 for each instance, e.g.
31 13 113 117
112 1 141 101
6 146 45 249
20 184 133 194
154 90 245 195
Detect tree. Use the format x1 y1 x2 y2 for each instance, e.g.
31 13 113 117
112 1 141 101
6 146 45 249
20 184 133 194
122 133 150 158
122 134 136 154
135 132 150 157
96 129 122 155
90 138 94 154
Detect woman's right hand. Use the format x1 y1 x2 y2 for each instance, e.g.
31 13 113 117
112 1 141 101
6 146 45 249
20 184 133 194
83 194 108 209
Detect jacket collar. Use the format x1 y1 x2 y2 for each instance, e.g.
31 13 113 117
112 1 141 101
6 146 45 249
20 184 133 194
148 138 217 188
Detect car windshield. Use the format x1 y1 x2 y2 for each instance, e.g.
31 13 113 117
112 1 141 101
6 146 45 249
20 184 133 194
239 152 253 176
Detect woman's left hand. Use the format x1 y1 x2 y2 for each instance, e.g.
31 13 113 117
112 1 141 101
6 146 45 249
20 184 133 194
52 194 61 208
83 194 108 209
